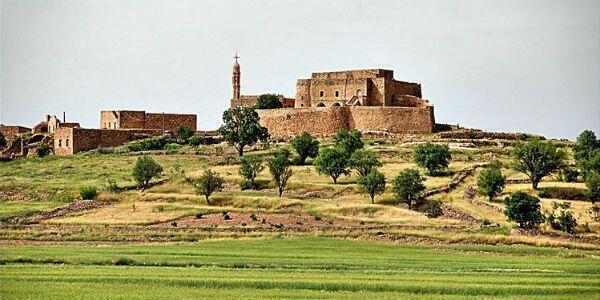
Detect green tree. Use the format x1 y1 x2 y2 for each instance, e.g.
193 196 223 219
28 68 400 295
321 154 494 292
333 129 364 155
291 132 319 165
573 130 600 178
176 125 194 141
413 143 451 175
218 106 269 156
254 94 284 109
392 169 426 209
349 149 382 177
132 156 163 192
477 164 506 201
511 139 566 189
0 132 6 149
238 155 264 189
268 149 293 197
186 169 224 205
357 170 386 204
585 171 600 204
314 147 351 184
504 191 544 229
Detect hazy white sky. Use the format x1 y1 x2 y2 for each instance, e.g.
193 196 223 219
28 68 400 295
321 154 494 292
1 0 598 139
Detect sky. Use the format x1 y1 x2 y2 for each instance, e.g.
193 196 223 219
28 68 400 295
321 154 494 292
1 0 598 140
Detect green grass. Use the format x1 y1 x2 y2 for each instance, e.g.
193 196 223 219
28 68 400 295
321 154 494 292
1 237 599 299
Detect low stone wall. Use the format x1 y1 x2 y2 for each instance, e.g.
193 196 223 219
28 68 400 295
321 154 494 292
257 106 434 140
54 128 163 156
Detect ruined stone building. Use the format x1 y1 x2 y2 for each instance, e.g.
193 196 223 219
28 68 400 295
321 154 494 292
228 57 436 139
100 110 197 132
229 55 294 108
32 114 80 134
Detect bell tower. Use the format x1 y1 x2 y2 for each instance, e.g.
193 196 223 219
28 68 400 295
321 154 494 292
232 53 241 100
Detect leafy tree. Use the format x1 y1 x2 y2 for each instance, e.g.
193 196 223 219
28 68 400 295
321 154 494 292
314 147 350 184
477 164 506 201
585 171 600 204
186 169 224 205
357 170 386 204
291 132 319 165
132 156 163 192
0 132 6 149
333 129 364 155
254 94 284 109
349 149 383 177
392 169 426 209
267 149 293 197
176 125 194 141
573 130 600 178
238 155 264 189
36 144 52 157
413 143 451 175
511 139 566 189
504 191 544 229
218 106 269 156
561 167 579 182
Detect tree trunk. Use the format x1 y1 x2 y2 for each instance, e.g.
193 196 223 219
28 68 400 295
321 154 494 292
205 195 210 206
278 187 283 197
532 180 539 190
238 147 244 157
370 193 375 204
333 177 337 184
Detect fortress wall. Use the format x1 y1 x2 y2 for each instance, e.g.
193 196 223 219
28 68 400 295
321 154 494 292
144 113 197 132
117 111 146 129
257 107 350 140
309 79 368 106
348 106 435 133
258 106 435 140
54 128 164 156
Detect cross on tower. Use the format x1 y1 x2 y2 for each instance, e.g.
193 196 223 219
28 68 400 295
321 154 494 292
233 53 239 62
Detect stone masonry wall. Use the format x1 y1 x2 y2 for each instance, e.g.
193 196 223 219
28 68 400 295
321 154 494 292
54 127 163 156
100 111 197 132
258 106 434 140
0 126 31 140
145 113 197 132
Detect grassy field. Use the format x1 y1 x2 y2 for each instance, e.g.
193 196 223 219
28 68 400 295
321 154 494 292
2 237 599 299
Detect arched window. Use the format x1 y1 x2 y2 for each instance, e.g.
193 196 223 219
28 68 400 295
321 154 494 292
316 102 325 107
356 89 362 97
332 102 341 107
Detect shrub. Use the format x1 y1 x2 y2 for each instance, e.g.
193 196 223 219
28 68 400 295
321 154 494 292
333 129 364 155
548 210 577 234
268 149 293 197
512 139 566 189
561 167 580 182
413 143 451 175
482 219 492 226
357 170 386 204
36 144 52 157
79 186 98 200
176 125 194 141
186 169 224 205
585 172 600 204
114 258 135 266
238 156 264 189
573 130 600 178
132 156 163 191
349 149 382 177
104 179 120 193
589 206 600 222
188 135 206 146
195 213 203 219
392 169 426 210
126 137 170 152
253 94 284 109
477 163 506 201
504 191 544 229
422 200 443 218
163 143 181 150
314 147 350 184
250 214 258 221
291 132 319 165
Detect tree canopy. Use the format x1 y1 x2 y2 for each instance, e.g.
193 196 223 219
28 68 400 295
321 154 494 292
349 149 383 177
254 94 283 109
413 143 451 175
357 170 386 204
504 191 544 229
132 156 163 192
477 163 506 201
268 149 293 197
333 129 364 155
511 139 566 189
392 169 426 209
291 132 319 165
186 169 224 205
314 147 351 184
218 106 269 156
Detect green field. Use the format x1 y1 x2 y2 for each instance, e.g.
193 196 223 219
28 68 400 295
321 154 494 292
2 237 599 299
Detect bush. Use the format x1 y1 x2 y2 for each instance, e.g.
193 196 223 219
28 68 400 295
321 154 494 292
357 170 386 204
186 169 224 205
104 179 120 193
163 143 181 150
548 210 577 234
291 132 319 165
314 147 350 184
392 169 426 210
422 200 443 218
585 172 600 204
36 144 52 157
589 206 600 222
477 164 506 201
253 94 284 109
126 137 170 152
132 156 163 191
349 149 382 177
573 130 600 178
413 143 451 175
188 135 212 146
561 167 579 182
79 186 98 200
504 191 544 229
333 129 364 155
0 132 6 149
238 156 264 190
176 125 194 141
538 189 550 198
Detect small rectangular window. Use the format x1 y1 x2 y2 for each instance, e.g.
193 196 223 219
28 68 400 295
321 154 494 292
319 91 324 97
59 139 62 147
66 139 69 147
335 90 339 98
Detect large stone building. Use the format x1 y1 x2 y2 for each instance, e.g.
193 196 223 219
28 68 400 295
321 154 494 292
229 55 294 108
228 58 436 139
100 110 197 132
